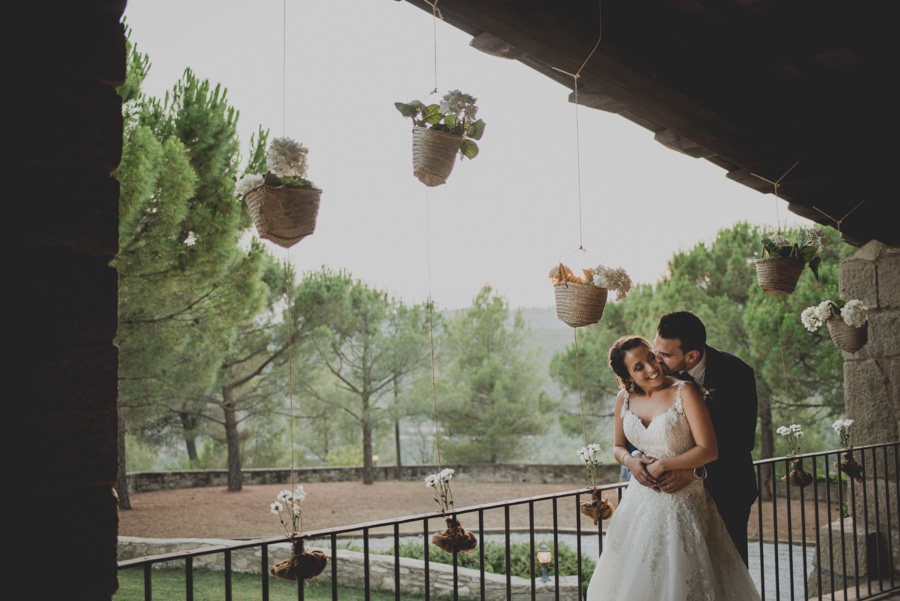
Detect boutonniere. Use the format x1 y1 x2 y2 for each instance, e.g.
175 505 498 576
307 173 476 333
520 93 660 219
700 386 715 402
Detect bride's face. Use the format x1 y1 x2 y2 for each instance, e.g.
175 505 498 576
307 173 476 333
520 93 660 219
624 344 665 390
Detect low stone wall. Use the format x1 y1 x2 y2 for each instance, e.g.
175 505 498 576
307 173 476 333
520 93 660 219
126 464 621 493
118 537 580 601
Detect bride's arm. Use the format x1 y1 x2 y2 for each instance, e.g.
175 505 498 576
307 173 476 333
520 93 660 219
647 383 718 478
613 390 658 488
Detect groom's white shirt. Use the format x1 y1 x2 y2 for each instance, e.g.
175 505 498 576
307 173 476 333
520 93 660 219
685 351 708 387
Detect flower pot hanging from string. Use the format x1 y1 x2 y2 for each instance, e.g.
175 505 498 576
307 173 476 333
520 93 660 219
755 229 825 296
550 263 631 328
801 299 869 353
782 459 813 488
396 90 486 187
425 468 478 553
237 137 321 249
268 485 328 581
580 489 614 524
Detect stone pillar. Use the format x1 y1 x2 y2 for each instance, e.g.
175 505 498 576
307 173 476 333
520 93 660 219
16 2 126 599
839 241 899 579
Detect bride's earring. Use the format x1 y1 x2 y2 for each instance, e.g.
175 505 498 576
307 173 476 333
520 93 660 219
626 379 636 394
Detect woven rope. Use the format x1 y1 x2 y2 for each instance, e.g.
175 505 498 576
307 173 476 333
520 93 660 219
412 127 460 187
755 257 803 296
244 186 322 249
826 317 868 353
554 281 607 327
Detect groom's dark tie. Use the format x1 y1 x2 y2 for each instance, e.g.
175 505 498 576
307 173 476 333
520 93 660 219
675 372 696 385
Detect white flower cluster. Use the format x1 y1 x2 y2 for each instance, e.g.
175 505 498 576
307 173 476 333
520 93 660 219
767 233 792 249
777 424 804 454
235 173 264 196
806 228 828 255
841 300 868 327
439 90 478 120
832 418 854 447
576 443 603 467
266 137 308 178
801 300 867 332
590 264 633 300
269 485 308 535
425 468 454 488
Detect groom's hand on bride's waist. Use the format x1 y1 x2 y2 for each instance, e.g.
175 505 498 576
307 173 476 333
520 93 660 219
625 452 659 490
656 469 698 494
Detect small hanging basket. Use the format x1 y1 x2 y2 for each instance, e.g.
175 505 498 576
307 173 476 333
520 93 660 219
432 516 478 553
412 127 461 187
781 458 813 488
271 537 328 581
755 257 804 296
579 488 614 525
826 317 868 353
837 450 864 483
244 185 322 249
554 281 607 328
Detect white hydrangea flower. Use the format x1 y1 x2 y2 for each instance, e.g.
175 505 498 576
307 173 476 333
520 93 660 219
590 264 632 300
266 137 308 178
235 173 264 196
768 234 792 249
439 90 478 119
841 300 868 327
592 272 609 288
806 228 828 255
814 301 834 323
270 501 283 515
801 306 822 332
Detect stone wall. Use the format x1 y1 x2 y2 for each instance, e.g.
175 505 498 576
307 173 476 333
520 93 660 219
17 2 126 600
118 537 581 601
127 463 622 493
839 241 899 576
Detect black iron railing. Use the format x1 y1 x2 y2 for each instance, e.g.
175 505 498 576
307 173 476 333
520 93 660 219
117 442 898 601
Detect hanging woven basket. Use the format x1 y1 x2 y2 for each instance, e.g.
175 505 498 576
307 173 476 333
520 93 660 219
755 257 804 296
244 185 322 249
432 516 478 553
554 281 607 328
826 317 868 353
412 127 461 187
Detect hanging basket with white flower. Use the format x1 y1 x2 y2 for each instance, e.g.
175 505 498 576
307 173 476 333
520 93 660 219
425 468 478 553
550 263 632 328
268 485 328 581
755 229 826 296
833 419 864 483
576 444 614 524
236 137 322 249
801 299 868 353
395 90 486 187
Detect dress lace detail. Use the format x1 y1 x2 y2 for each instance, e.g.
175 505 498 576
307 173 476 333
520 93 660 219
587 381 760 601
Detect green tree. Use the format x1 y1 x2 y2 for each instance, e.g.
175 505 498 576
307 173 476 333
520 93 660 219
114 38 268 504
438 285 550 463
305 271 433 484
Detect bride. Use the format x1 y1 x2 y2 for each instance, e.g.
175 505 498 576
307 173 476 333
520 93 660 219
586 336 760 600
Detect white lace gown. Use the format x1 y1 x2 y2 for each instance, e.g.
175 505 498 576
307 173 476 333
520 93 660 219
586 382 761 601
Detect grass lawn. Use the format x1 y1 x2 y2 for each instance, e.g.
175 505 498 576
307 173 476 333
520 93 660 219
115 567 424 601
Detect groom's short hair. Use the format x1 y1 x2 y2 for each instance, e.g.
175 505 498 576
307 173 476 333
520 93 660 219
657 311 706 354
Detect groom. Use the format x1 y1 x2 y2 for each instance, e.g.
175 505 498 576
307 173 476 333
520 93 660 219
634 311 759 565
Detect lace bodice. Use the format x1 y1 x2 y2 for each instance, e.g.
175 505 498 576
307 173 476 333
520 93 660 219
621 380 695 459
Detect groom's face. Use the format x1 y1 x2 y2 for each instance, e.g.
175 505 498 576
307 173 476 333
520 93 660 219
653 335 687 374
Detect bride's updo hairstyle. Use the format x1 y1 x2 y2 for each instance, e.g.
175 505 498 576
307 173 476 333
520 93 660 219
608 335 652 395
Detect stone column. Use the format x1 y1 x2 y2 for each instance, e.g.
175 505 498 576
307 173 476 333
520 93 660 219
15 2 126 599
839 240 899 579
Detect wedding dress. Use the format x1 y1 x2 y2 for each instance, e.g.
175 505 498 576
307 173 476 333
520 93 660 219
586 382 761 601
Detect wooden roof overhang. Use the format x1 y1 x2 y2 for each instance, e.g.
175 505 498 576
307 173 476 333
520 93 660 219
400 0 895 246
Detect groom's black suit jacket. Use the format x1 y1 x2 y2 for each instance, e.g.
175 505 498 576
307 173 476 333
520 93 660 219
701 345 759 521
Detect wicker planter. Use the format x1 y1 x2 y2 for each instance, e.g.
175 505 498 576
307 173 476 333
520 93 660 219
412 127 461 187
755 257 804 296
244 185 322 249
826 317 868 353
554 281 607 327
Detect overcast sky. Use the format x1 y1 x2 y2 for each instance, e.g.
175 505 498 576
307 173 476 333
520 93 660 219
123 0 812 310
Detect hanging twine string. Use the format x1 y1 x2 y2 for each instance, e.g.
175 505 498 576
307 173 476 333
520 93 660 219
286 251 296 494
426 0 442 95
774 299 794 424
751 160 799 232
424 188 443 472
282 0 286 137
573 329 589 447
808 199 866 299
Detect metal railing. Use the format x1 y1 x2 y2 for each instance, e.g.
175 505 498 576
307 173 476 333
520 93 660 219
117 442 898 600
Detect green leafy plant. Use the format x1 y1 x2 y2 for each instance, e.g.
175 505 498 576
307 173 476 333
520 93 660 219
761 228 827 280
395 90 486 159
